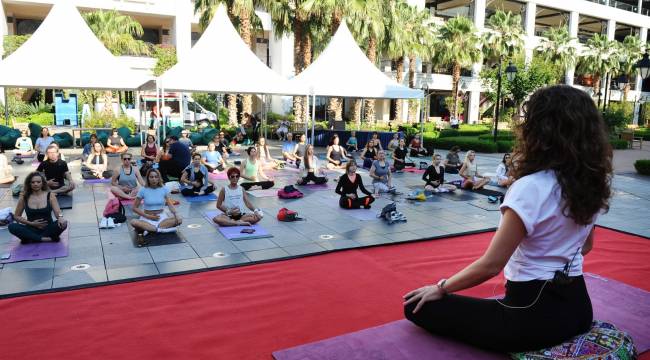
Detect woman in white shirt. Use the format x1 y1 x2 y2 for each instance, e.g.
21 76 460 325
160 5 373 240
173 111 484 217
404 85 613 353
495 153 515 187
459 150 490 190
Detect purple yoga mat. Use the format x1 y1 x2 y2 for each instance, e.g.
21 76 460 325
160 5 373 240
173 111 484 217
298 182 336 191
203 210 272 240
1 229 69 263
209 172 228 180
84 178 111 184
31 161 41 167
273 273 650 360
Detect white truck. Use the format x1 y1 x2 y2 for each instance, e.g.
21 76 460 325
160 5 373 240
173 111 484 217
140 92 217 128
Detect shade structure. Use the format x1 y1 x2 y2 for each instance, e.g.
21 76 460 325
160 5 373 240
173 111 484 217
158 5 306 96
291 22 423 99
0 2 151 90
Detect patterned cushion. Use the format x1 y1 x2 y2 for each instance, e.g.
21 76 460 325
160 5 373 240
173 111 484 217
511 321 637 360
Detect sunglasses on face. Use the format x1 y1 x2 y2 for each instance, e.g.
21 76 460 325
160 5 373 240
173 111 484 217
229 174 240 179
123 157 132 161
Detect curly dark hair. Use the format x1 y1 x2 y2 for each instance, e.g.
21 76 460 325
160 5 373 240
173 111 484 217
511 85 612 225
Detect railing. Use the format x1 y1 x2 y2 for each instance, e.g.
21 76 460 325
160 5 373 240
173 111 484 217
584 0 648 15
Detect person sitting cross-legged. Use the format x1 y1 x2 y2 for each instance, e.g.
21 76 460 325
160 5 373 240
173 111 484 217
212 167 262 226
369 150 394 195
105 128 129 154
9 172 68 244
459 150 490 190
159 136 191 182
82 142 108 179
130 168 182 247
281 133 298 165
297 144 328 185
423 154 457 192
408 134 429 157
110 152 145 200
36 145 75 195
239 146 274 190
336 161 374 209
14 130 35 160
202 142 227 173
180 153 215 197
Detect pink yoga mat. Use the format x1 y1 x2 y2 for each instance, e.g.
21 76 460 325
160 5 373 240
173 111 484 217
209 172 228 180
403 168 425 174
273 273 650 360
1 229 69 263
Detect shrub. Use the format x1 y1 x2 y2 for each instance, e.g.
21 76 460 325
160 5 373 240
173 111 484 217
609 139 629 150
438 127 491 138
634 160 650 175
478 132 515 141
84 112 136 133
601 108 629 132
429 136 498 153
497 140 515 152
26 112 54 126
635 127 650 141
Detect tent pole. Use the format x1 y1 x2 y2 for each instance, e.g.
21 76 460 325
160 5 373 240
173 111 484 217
216 93 221 130
4 88 8 126
304 96 309 141
311 94 315 145
136 90 143 147
263 94 268 139
155 79 161 146
161 84 166 142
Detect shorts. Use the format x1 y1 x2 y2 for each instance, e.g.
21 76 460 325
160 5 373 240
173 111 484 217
140 211 169 229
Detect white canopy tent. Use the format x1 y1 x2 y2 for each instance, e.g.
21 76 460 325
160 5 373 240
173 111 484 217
0 2 151 90
290 21 424 141
0 2 152 127
157 4 306 141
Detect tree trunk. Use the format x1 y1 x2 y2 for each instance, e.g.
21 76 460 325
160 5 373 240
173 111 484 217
407 54 418 123
293 19 304 123
102 91 114 117
352 98 362 129
364 36 378 124
227 94 238 126
623 83 630 103
451 63 461 119
392 57 405 123
239 12 253 121
328 12 343 123
592 73 601 97
301 29 312 123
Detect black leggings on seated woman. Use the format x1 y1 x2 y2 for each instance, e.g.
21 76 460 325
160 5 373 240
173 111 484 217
404 276 592 353
241 181 274 190
338 195 374 209
299 172 327 185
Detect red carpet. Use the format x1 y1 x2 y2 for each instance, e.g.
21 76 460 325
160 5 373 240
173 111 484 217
0 227 648 360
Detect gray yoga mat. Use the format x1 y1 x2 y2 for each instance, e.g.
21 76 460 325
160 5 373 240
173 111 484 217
273 273 650 360
56 194 73 209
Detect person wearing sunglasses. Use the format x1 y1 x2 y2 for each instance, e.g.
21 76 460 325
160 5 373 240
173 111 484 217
110 152 144 200
213 167 262 226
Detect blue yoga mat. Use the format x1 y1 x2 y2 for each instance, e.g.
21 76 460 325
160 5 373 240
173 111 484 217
184 193 218 203
203 210 273 240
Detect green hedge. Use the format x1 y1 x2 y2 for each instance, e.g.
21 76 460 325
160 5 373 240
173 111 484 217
497 140 515 152
635 128 650 141
478 132 514 141
609 139 629 150
438 128 491 138
429 136 498 153
634 159 650 175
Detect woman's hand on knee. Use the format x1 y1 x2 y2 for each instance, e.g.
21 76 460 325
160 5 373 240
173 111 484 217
403 285 444 314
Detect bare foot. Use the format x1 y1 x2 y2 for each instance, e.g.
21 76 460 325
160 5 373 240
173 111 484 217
41 237 52 242
237 221 251 226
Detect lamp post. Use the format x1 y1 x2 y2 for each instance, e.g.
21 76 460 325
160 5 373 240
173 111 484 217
493 61 517 143
635 53 650 126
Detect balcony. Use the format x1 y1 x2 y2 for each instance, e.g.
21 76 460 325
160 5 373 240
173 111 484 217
585 0 650 16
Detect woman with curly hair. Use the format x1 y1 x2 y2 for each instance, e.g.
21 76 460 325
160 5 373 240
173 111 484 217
404 85 612 353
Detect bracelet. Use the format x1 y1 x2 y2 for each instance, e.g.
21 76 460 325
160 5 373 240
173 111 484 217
436 278 448 295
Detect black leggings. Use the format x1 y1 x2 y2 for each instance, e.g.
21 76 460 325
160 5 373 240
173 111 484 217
394 160 416 171
404 276 592 353
339 195 375 209
204 164 224 172
181 185 215 197
241 181 274 190
299 172 327 185
410 149 429 157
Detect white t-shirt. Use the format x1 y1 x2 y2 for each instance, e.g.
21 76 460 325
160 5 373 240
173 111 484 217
495 163 508 181
499 170 595 281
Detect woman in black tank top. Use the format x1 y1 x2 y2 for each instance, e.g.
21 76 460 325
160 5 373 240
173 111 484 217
326 134 350 170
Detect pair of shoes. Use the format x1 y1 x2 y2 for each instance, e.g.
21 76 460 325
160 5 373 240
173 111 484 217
136 233 147 247
99 217 116 229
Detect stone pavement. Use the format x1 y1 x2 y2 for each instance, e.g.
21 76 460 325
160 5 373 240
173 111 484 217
0 143 647 297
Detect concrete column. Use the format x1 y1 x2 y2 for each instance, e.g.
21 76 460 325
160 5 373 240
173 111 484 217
468 90 481 124
639 0 643 14
633 28 648 125
0 4 8 106
565 11 580 85
172 0 192 62
606 19 616 41
473 0 486 31
524 2 537 64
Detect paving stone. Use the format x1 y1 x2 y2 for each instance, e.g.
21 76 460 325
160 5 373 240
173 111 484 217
202 253 251 268
156 258 206 274
245 248 290 262
107 264 160 281
282 243 327 256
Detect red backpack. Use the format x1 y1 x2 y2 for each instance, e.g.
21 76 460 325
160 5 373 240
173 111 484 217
277 185 303 199
277 208 302 222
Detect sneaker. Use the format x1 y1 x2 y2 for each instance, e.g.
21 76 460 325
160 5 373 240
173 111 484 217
107 217 115 228
99 217 108 229
136 233 147 247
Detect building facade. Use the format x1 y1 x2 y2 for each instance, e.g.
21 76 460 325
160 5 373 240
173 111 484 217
1 0 649 123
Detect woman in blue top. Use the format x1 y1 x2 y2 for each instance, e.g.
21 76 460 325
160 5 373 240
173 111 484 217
202 142 226 173
181 153 215 196
35 127 55 162
130 168 182 247
81 134 98 162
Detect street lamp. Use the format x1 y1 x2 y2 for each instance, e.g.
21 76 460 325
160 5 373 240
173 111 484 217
494 61 517 143
635 52 650 80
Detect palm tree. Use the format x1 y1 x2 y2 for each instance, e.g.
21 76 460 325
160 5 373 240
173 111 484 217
536 27 578 84
432 16 481 119
195 0 256 126
84 10 151 116
482 11 525 65
617 35 644 102
578 33 620 98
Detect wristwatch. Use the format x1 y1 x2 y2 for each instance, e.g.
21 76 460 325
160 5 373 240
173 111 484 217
436 278 448 295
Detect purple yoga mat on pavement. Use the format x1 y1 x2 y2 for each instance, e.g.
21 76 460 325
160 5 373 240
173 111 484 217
273 273 650 360
298 182 335 191
247 189 277 198
84 178 111 184
184 193 217 203
203 210 272 240
31 161 41 167
1 229 69 263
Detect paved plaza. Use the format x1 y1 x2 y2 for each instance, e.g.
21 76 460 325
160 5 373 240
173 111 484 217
0 142 648 297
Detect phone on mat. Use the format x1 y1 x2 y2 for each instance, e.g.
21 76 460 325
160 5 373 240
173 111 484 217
240 228 255 234
1 253 10 260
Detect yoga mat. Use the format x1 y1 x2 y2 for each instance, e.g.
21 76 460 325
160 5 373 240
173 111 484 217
106 190 135 206
203 210 272 240
403 168 425 174
436 191 477 202
1 229 69 263
56 194 73 209
129 230 184 247
247 189 278 198
183 193 217 203
84 178 111 184
323 197 378 221
208 172 228 180
298 182 335 191
31 160 41 167
472 188 505 198
469 199 501 211
273 273 650 360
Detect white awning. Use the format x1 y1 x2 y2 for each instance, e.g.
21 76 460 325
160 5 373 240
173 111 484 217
0 2 151 90
290 22 423 99
159 5 306 96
